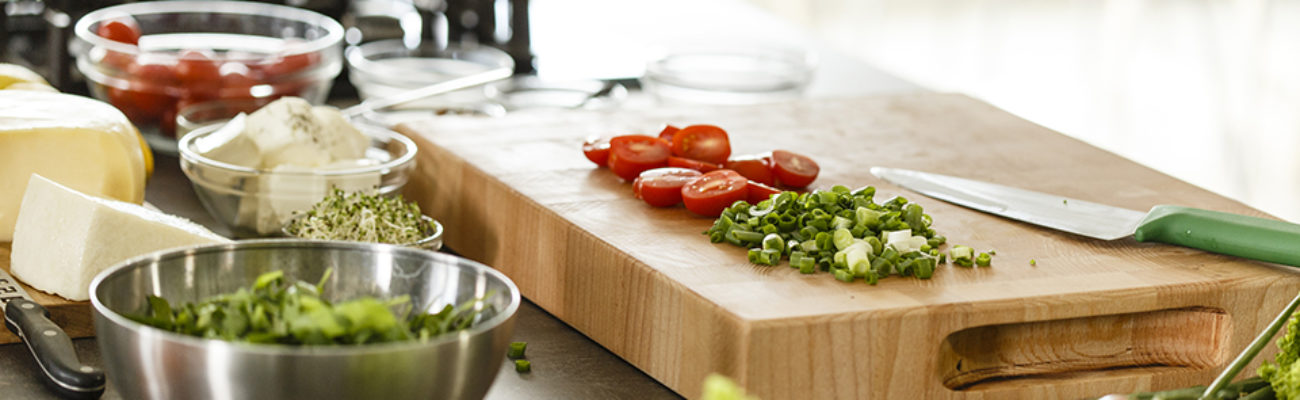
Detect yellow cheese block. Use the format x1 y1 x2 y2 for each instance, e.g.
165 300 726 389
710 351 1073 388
0 63 50 90
0 91 147 241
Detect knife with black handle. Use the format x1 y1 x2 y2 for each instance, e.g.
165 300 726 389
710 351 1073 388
0 271 105 399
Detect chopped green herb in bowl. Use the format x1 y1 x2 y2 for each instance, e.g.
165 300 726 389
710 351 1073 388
284 188 443 250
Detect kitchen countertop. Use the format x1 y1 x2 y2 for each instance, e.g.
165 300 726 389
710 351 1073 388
0 0 921 398
0 153 682 400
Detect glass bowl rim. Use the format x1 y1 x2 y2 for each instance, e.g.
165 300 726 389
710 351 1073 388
177 119 418 177
73 0 345 58
345 39 515 83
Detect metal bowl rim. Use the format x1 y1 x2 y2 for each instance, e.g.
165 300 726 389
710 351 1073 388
89 239 520 355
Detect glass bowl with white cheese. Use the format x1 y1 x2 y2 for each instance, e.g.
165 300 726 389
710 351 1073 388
177 97 417 238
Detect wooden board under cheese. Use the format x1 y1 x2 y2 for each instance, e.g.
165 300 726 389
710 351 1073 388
0 242 93 344
398 93 1300 399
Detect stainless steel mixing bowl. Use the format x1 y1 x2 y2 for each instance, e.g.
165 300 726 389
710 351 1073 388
89 240 520 400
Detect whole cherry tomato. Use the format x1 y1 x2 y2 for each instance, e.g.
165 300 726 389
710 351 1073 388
96 15 142 45
176 50 221 100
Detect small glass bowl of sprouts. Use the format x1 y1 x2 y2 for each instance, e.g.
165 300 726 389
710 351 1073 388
282 188 443 251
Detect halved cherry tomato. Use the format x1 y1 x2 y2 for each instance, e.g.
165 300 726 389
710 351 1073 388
771 150 820 188
667 156 720 173
725 154 775 186
582 137 612 167
608 135 671 180
96 16 142 45
670 124 731 165
657 124 680 142
747 181 782 204
633 168 702 207
681 169 748 217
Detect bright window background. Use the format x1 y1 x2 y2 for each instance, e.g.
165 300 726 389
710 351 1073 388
747 0 1300 221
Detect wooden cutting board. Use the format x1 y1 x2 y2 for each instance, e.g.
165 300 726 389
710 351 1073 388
0 242 94 344
398 93 1300 399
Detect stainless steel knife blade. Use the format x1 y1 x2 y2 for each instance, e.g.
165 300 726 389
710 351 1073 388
0 268 34 307
870 167 1300 267
869 167 1147 240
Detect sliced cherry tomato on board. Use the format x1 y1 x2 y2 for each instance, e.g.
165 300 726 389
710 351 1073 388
633 168 702 207
747 181 782 204
657 124 680 142
771 150 820 188
725 154 775 186
681 169 749 217
607 135 671 180
96 16 142 45
670 124 731 165
582 137 612 167
667 156 720 173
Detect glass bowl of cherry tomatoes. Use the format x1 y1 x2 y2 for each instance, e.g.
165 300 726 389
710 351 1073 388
73 1 345 153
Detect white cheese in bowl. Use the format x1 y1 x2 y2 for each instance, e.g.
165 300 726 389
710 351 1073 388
202 97 370 169
10 174 229 301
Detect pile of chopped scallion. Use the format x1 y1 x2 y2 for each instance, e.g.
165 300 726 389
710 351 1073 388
286 188 433 245
705 185 991 283
130 269 493 345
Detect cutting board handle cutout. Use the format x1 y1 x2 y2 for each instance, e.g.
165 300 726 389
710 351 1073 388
939 307 1231 391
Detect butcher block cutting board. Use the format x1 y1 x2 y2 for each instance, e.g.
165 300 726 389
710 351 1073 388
398 93 1300 399
0 243 94 344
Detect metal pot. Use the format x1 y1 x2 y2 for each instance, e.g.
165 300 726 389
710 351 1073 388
90 239 520 400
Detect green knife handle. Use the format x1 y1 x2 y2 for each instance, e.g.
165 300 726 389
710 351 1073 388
1134 205 1300 267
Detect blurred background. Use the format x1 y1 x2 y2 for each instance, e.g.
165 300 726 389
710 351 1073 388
5 0 1296 222
748 0 1300 222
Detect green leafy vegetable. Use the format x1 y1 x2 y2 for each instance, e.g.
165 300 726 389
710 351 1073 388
131 270 492 346
1261 312 1300 399
286 188 433 245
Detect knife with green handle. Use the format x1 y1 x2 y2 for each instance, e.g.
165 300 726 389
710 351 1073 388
870 167 1300 266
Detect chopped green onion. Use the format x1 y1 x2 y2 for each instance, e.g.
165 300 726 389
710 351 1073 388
975 252 992 267
834 269 854 282
515 359 531 373
508 341 527 359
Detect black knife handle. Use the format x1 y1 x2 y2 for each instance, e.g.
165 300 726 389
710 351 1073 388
4 298 105 399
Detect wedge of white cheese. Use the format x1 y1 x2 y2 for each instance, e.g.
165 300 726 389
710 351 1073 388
10 174 230 301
